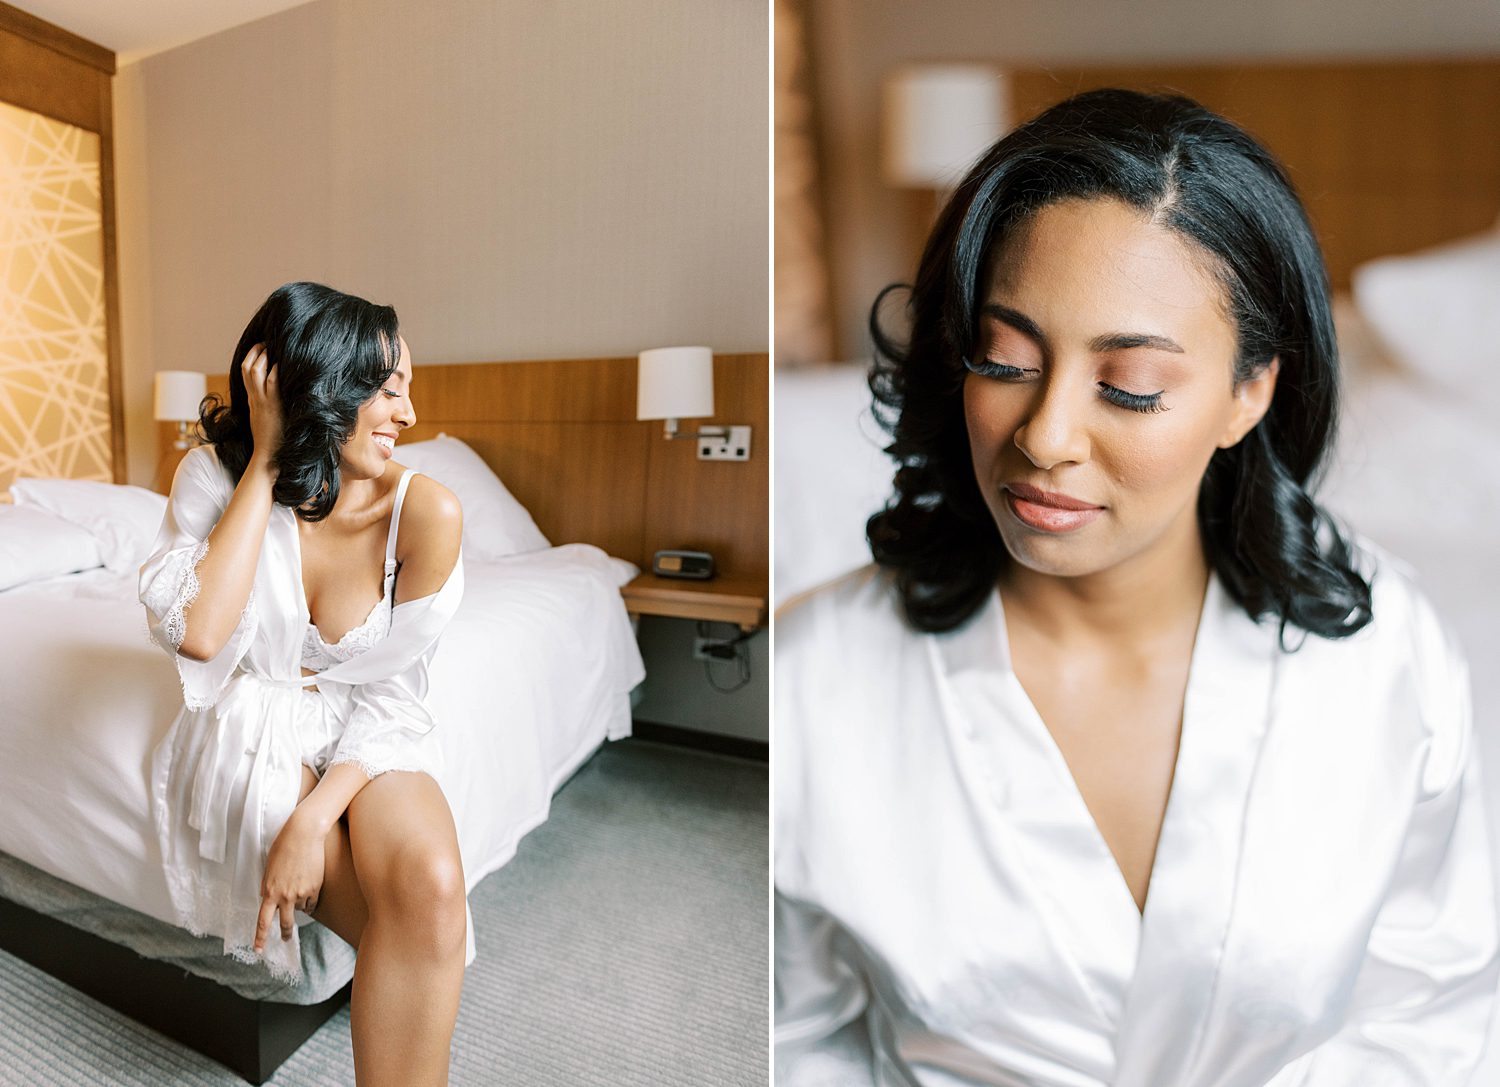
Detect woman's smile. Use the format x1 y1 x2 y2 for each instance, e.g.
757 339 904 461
344 336 414 477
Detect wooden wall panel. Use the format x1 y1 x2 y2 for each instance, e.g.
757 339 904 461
97 65 123 482
1007 58 1500 291
403 357 640 423
0 3 113 78
164 353 769 580
401 419 652 564
0 30 103 131
644 353 770 582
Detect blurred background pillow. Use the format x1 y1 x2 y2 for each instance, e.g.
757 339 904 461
773 363 893 607
1351 226 1500 403
0 504 105 590
8 478 167 574
394 433 551 560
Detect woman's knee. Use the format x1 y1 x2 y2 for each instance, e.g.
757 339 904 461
348 770 466 953
371 847 467 953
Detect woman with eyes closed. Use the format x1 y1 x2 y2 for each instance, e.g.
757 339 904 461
139 281 470 1086
773 89 1499 1087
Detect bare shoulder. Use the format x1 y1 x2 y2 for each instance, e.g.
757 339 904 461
394 473 462 599
403 472 461 529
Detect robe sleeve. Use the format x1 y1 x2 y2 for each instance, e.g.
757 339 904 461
774 891 879 1086
1289 586 1500 1085
138 446 258 711
775 587 880 1086
327 660 442 779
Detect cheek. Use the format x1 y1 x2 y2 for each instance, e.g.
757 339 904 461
962 378 1023 467
340 405 379 451
1104 401 1228 504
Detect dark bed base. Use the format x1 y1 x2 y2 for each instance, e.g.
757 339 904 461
0 893 350 1084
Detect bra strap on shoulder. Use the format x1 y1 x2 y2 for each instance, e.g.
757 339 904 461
386 468 421 567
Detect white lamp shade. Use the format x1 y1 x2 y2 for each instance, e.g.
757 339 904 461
154 370 207 422
882 65 1008 188
637 346 715 421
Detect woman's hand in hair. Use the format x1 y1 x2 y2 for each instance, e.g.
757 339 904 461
243 342 284 471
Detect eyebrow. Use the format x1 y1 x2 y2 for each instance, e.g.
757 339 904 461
982 303 1185 355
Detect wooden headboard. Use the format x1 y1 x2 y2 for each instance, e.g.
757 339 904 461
1007 57 1500 291
156 354 769 581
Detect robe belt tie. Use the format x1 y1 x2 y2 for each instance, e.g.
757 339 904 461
186 671 305 864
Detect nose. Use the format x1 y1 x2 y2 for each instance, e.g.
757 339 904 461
393 392 416 430
1012 374 1091 470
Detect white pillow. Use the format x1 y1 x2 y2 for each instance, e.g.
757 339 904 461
394 433 551 559
1351 228 1500 400
773 362 894 607
1330 292 1404 388
0 504 105 590
9 477 168 574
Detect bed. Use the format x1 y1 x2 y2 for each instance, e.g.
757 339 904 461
0 349 767 1081
0 430 647 1080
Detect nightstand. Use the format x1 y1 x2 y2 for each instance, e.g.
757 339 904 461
620 573 767 633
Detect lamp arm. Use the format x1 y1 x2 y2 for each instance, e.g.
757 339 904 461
660 420 728 442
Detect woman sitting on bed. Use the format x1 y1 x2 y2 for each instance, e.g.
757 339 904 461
139 281 468 1085
774 89 1499 1085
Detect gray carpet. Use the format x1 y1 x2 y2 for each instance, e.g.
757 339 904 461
0 739 768 1085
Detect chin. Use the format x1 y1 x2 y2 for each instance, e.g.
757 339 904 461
995 520 1119 580
337 450 385 481
1001 540 1107 579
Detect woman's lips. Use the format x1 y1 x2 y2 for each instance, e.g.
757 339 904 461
1003 484 1104 534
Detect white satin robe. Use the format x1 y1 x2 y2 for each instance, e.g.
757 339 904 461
775 550 1499 1086
139 445 470 985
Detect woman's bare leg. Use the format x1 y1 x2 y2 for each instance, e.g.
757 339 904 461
343 769 469 1087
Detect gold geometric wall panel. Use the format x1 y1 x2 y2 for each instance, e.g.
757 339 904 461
0 97 108 489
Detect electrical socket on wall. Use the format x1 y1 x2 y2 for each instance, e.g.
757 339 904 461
698 425 752 462
693 636 738 661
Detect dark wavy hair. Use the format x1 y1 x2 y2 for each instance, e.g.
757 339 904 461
867 87 1373 648
197 281 402 522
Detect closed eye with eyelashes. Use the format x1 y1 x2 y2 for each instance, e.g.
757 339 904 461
963 356 1170 415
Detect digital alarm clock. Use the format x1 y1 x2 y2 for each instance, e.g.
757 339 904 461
653 549 715 580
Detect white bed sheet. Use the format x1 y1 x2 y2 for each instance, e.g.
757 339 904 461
0 543 645 940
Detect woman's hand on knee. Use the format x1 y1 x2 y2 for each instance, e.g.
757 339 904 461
255 815 328 953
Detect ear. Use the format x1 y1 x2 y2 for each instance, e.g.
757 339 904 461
1218 357 1280 450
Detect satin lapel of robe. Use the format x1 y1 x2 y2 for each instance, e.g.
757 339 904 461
931 588 1142 1036
1111 571 1279 1087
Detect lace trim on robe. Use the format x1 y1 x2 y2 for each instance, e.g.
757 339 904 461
326 702 443 782
158 853 305 986
142 537 258 711
142 537 210 655
168 538 209 650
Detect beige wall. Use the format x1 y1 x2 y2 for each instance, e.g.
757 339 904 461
115 0 767 487
806 0 1500 361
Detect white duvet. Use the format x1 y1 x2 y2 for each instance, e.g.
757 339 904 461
0 545 645 948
